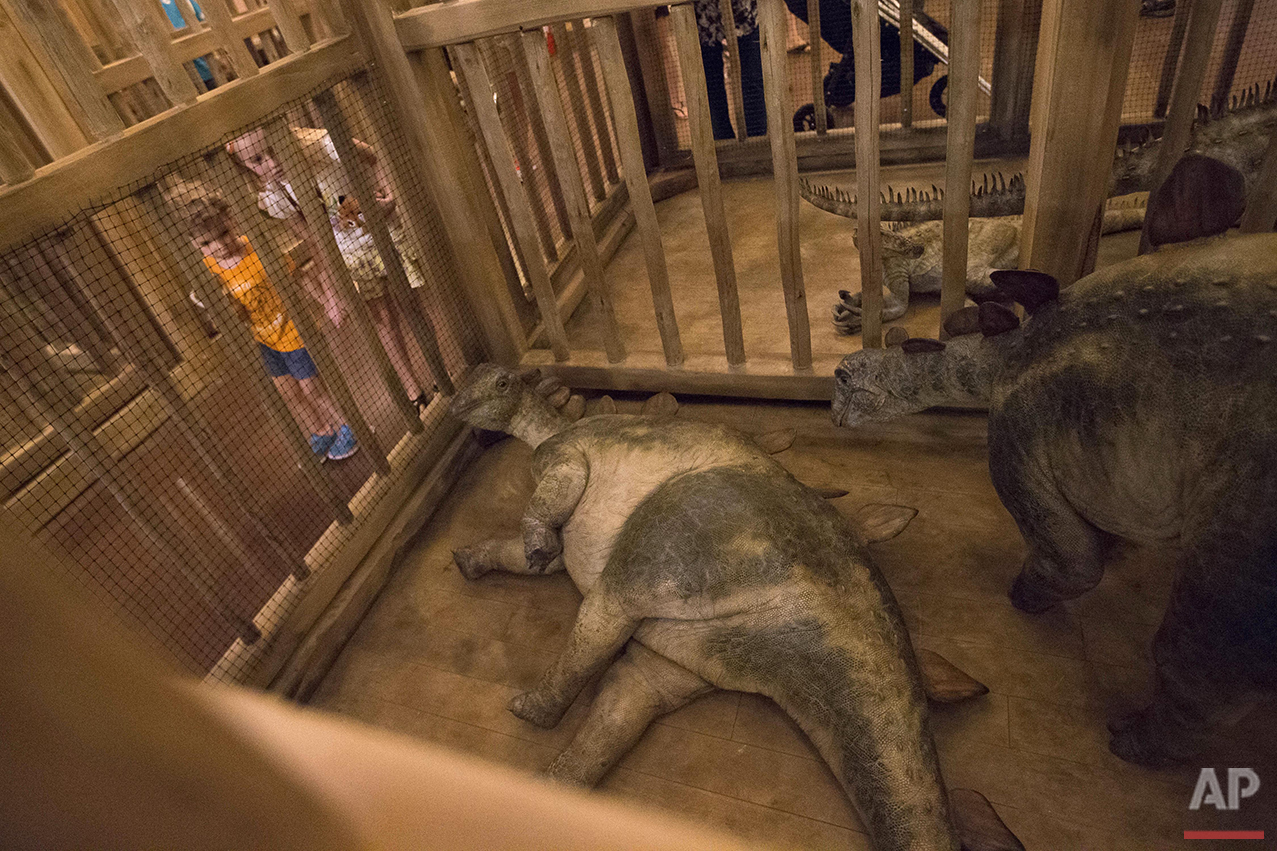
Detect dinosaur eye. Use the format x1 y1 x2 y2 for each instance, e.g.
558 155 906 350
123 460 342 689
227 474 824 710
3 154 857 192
496 377 509 391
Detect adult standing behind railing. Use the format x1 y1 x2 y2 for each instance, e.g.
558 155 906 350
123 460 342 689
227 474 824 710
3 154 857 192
693 0 767 138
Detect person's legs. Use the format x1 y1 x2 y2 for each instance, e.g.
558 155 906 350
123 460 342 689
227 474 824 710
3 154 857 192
736 29 767 137
700 40 737 140
367 292 424 401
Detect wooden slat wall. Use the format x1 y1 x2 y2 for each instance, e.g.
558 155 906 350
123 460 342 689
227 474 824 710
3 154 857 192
851 0 883 348
1151 0 1224 189
940 0 982 333
719 0 748 143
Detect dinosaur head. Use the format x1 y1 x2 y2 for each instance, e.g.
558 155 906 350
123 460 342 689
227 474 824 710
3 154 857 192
449 363 531 431
832 347 930 428
853 224 926 298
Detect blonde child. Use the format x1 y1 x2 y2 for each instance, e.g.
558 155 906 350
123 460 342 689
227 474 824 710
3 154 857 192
184 191 359 461
229 127 433 409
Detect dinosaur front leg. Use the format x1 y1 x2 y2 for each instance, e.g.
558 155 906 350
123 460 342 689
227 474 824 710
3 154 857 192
453 537 565 580
546 642 712 786
522 452 588 573
509 585 639 729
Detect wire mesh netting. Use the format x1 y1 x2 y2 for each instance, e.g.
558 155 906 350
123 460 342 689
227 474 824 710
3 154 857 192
1 69 483 683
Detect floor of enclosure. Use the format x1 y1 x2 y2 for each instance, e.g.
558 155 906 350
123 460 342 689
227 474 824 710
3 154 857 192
559 157 1142 364
312 397 1277 850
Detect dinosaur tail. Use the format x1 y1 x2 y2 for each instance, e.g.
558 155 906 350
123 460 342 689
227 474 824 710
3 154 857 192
800 173 1027 222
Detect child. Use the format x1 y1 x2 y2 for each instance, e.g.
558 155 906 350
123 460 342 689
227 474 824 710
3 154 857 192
183 190 359 462
229 127 434 409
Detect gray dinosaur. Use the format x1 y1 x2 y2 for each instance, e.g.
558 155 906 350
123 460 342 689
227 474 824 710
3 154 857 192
449 368 1022 851
830 202 1146 335
829 157 1276 767
802 77 1277 223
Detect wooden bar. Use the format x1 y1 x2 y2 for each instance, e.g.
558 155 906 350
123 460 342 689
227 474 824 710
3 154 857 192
1238 130 1277 233
552 22 607 203
176 0 203 31
187 2 260 79
6 245 119 375
507 34 573 240
0 290 260 642
136 183 353 525
5 0 125 139
1153 0 1192 119
806 0 828 135
759 0 813 366
572 20 620 185
214 149 391 477
989 0 1036 140
719 0 749 142
671 4 744 366
0 37 362 255
396 0 663 51
593 16 683 367
1021 0 1138 284
452 41 571 361
1152 0 1223 189
630 8 678 163
175 477 275 585
266 119 423 434
1210 0 1253 111
268 0 311 53
523 28 626 363
898 0 913 129
107 0 200 106
0 0 92 158
940 0 981 336
851 0 883 348
0 119 35 184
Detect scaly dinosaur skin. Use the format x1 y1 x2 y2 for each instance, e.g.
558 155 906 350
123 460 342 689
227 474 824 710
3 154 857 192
803 78 1277 222
449 366 1021 851
832 234 1277 767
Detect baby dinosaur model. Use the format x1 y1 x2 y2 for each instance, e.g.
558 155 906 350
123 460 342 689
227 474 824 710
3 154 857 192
830 156 1275 767
830 201 1148 334
449 370 1021 851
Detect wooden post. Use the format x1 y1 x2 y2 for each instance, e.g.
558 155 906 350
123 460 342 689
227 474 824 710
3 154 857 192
136 183 353 525
508 33 573 241
452 41 571 362
1153 0 1192 119
941 0 981 336
0 0 92 158
1153 0 1223 190
6 245 119 375
551 22 606 203
851 0 883 348
0 290 260 642
106 0 200 106
268 0 311 53
571 20 620 185
0 119 35 184
266 119 423 434
671 3 745 367
898 0 913 129
310 93 456 397
630 8 678 163
1239 130 1277 233
758 0 812 368
1211 0 1253 111
214 147 391 477
523 28 626 364
197 0 261 77
4 0 125 139
718 0 749 142
989 0 1038 140
1021 0 1138 285
594 15 683 367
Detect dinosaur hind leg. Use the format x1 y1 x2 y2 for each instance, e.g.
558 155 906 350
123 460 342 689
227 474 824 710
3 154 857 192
453 536 564 580
546 641 712 786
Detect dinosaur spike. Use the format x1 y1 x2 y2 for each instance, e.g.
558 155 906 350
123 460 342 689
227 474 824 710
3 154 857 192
896 191 903 204
983 174 989 192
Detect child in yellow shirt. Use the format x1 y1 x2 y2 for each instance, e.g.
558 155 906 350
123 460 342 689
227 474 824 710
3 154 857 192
186 192 359 461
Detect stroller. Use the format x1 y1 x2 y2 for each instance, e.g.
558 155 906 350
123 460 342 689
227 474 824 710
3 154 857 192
787 0 992 130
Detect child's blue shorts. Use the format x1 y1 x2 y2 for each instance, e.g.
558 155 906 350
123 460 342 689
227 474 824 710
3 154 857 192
260 344 318 380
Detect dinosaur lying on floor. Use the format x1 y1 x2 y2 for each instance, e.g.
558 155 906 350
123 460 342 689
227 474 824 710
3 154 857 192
830 197 1147 334
449 375 1022 851
801 76 1277 223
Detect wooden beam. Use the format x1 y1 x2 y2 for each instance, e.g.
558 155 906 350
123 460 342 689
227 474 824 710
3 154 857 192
0 37 363 255
507 33 573 242
269 0 311 53
523 27 626 363
1211 0 1253 109
267 119 422 434
1152 0 1223 189
807 0 828 134
629 7 678 165
851 0 883 349
941 0 981 336
192 2 262 80
593 15 683 367
3 0 124 139
0 118 35 184
551 22 606 202
135 183 353 525
452 41 571 361
394 0 664 50
105 0 199 106
1021 0 1138 285
671 3 744 366
720 0 748 142
759 0 811 368
571 20 620 185
898 0 912 129
0 0 91 157
1239 130 1277 233
1153 0 1192 119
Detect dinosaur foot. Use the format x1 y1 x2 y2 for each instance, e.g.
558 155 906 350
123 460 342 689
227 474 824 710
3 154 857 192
1007 573 1062 614
452 547 491 581
509 690 570 729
